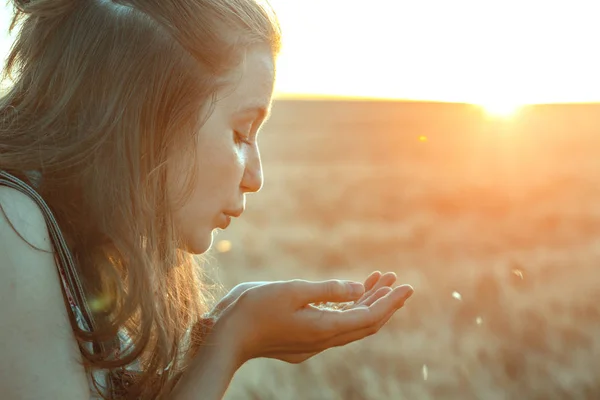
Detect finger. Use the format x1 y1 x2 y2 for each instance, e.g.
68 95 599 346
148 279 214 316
319 284 413 333
354 272 397 304
341 276 375 310
368 285 413 312
291 279 365 305
350 271 395 306
359 286 393 307
370 272 397 292
318 294 406 351
363 271 381 292
318 285 414 350
341 286 391 310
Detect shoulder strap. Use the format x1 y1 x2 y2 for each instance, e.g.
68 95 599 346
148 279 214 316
0 171 135 396
0 170 97 333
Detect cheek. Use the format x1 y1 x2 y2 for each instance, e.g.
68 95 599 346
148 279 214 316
215 134 247 184
171 129 253 253
180 136 246 214
233 146 247 176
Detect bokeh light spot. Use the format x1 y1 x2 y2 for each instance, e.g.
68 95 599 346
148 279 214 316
216 240 232 253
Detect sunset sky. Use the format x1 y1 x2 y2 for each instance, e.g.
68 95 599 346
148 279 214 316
1 0 599 110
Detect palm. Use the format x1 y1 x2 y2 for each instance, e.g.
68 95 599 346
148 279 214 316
210 271 398 364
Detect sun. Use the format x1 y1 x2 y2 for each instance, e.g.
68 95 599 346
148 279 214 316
479 100 524 118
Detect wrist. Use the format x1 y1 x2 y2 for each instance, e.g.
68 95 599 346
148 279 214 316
209 310 249 370
171 314 246 400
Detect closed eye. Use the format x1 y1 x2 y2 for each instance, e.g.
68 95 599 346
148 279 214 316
234 130 252 145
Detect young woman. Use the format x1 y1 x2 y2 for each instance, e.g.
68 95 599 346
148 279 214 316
0 0 414 399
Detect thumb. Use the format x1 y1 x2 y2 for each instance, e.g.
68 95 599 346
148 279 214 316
290 279 365 305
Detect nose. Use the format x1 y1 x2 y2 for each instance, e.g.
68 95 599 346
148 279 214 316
240 145 263 193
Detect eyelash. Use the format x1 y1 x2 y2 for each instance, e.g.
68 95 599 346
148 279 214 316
234 130 252 145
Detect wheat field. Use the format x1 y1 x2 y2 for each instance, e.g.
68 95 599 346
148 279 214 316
207 100 600 400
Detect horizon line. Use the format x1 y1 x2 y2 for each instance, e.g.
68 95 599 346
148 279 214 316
273 92 600 106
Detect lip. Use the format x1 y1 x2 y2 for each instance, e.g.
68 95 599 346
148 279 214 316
217 213 232 230
223 208 244 218
217 208 243 230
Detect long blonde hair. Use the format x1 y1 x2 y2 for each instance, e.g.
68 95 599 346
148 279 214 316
0 0 280 398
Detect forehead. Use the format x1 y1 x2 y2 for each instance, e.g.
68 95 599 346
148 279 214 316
219 47 275 112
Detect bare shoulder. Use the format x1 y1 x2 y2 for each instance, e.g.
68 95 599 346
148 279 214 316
0 185 53 252
0 186 91 399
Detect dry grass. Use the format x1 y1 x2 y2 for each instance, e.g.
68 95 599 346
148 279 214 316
207 100 600 399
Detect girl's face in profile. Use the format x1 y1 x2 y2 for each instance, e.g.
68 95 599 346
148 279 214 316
169 45 275 254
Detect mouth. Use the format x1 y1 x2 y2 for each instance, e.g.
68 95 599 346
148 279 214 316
217 208 244 229
223 208 244 218
218 214 232 230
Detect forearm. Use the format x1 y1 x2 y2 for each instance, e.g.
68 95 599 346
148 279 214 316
171 319 245 400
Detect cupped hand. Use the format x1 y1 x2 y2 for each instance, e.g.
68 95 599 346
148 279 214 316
210 270 398 318
331 271 399 310
213 275 413 365
209 271 403 363
279 271 404 363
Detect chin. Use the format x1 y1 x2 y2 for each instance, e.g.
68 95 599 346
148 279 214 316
183 231 215 255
